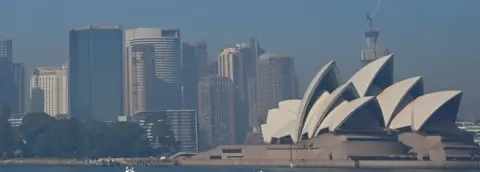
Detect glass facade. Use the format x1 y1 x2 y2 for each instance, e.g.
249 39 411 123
0 39 17 113
69 26 123 121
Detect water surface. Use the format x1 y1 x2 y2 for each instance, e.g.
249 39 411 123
0 166 477 172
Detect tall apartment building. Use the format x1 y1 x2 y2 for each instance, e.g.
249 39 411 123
124 28 182 116
181 42 207 110
29 66 68 116
69 25 124 121
256 53 299 124
217 40 265 143
197 75 235 150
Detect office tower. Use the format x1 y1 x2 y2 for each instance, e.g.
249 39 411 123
126 44 156 115
133 110 199 152
29 66 68 117
69 26 123 121
198 75 235 150
12 63 25 113
124 28 182 116
0 39 17 112
217 39 265 143
256 53 299 124
182 41 207 110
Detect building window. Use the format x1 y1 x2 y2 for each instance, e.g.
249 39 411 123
221 148 242 153
209 155 221 160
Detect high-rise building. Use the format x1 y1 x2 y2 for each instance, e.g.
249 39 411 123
132 110 199 152
0 39 17 112
29 66 68 117
124 28 182 116
69 25 123 121
217 40 265 143
181 41 207 110
12 63 25 113
197 75 235 150
126 44 156 115
218 47 248 143
256 53 299 124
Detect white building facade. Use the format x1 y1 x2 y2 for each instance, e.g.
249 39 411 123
29 65 68 116
124 28 182 116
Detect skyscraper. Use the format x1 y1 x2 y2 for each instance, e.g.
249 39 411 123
182 41 207 110
30 66 68 116
12 63 25 113
126 44 156 115
256 53 299 124
124 28 182 116
0 39 17 112
69 26 123 121
198 75 235 149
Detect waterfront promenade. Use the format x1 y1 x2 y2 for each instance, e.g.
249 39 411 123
0 158 174 167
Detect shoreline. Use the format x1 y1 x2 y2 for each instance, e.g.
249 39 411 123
2 158 480 169
0 158 175 167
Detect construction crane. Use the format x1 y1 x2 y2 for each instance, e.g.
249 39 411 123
361 0 382 66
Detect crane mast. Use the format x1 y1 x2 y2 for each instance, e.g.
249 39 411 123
361 0 383 66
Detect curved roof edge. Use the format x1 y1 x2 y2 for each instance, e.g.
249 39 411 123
301 91 330 135
328 96 376 132
348 54 394 97
377 76 424 126
307 83 359 139
315 101 348 136
389 90 462 131
295 61 341 141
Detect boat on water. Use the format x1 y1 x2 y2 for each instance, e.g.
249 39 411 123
125 167 135 172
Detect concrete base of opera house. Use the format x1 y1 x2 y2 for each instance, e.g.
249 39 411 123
176 159 480 169
177 132 480 169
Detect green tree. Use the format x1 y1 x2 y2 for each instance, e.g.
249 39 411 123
148 115 179 154
0 106 14 158
18 112 56 157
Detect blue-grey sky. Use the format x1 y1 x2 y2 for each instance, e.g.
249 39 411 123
1 0 479 120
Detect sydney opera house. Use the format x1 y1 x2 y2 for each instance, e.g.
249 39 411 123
182 54 480 168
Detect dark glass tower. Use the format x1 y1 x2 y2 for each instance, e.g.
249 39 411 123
0 39 17 112
69 26 123 121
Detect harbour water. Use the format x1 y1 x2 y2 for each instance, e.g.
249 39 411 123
0 166 478 172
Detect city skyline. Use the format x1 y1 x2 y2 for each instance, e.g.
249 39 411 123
1 0 478 120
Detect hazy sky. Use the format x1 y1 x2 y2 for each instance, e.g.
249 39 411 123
1 0 479 119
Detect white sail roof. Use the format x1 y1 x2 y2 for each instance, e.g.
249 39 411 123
328 97 376 132
306 83 359 138
348 54 394 97
301 91 330 135
377 76 424 126
389 91 462 131
295 61 341 141
278 99 302 114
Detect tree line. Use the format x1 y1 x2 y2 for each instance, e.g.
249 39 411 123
0 107 178 159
